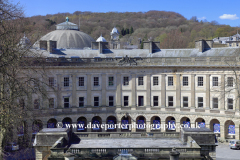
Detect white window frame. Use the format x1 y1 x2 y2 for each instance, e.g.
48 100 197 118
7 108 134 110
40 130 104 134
123 77 129 86
227 98 233 109
183 76 188 86
64 77 69 87
79 97 84 107
198 97 203 108
79 77 84 86
212 97 218 109
108 77 114 86
168 96 173 107
94 96 99 107
153 96 158 106
183 97 188 107
227 77 233 87
94 77 99 86
64 97 69 108
198 77 203 86
168 76 173 86
153 77 158 86
49 77 54 87
138 76 144 86
109 96 114 107
212 77 218 87
124 96 129 106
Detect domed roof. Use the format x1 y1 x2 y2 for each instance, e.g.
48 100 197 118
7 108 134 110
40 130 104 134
111 27 120 35
96 35 107 42
40 30 95 49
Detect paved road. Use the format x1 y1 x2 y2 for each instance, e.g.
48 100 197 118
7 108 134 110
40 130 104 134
216 143 240 160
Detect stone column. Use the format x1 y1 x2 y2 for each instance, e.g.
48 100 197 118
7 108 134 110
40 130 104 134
162 120 166 132
235 88 240 111
175 122 180 132
146 121 151 132
191 74 195 108
131 74 136 107
72 74 77 107
87 74 92 107
161 74 166 107
220 124 225 138
116 73 122 107
101 74 106 107
205 123 210 129
206 74 210 109
176 74 181 108
102 120 107 132
235 124 239 140
56 74 62 108
221 74 225 110
130 121 136 132
146 74 151 107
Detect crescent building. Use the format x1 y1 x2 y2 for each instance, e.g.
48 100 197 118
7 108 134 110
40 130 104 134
15 18 240 160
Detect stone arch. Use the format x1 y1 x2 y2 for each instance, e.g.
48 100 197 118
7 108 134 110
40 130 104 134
224 120 235 139
210 119 220 137
32 119 43 134
62 117 72 128
136 115 146 132
165 116 176 132
92 116 102 132
106 116 117 132
77 117 87 132
195 117 206 128
47 118 57 128
150 116 161 132
180 117 191 128
17 121 28 136
121 115 132 132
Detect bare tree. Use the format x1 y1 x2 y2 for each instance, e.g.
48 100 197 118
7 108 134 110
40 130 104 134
0 0 48 159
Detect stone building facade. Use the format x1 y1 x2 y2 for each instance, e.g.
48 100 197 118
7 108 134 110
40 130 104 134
15 19 240 159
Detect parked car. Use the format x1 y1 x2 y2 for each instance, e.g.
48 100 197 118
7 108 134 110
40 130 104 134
229 140 240 149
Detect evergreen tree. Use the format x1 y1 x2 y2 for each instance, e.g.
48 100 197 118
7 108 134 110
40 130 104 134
121 28 125 36
140 39 144 49
126 28 129 34
130 26 134 34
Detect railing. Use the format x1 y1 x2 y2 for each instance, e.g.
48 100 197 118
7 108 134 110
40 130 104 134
75 132 180 138
24 56 240 67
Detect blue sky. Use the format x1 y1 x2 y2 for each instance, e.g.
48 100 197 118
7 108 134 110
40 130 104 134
11 0 240 27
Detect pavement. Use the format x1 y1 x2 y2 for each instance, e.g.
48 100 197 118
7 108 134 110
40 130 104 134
216 143 240 160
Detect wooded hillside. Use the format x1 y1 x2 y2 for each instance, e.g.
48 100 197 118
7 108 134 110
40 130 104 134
23 10 239 49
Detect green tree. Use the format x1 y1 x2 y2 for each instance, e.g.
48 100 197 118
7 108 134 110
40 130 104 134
155 33 167 43
126 28 129 35
140 39 144 49
214 26 232 37
130 26 134 34
121 28 125 36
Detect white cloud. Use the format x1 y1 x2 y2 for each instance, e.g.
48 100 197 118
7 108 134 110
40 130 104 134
198 17 206 20
219 14 239 20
